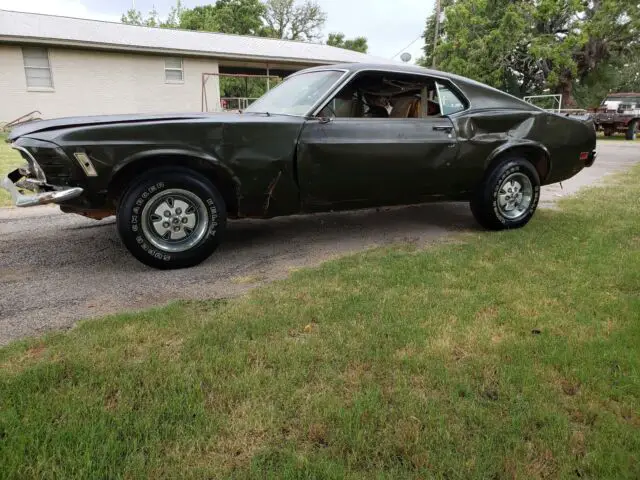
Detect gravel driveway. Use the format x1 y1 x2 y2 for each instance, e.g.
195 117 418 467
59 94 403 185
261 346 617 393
1 141 637 345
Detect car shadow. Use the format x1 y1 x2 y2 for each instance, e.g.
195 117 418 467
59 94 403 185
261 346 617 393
1 201 478 275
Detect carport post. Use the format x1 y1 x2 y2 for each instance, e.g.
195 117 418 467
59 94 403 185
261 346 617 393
267 64 270 90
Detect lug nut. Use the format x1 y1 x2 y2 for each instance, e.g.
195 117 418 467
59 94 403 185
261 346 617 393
162 221 170 228
164 210 171 217
175 207 182 215
181 217 188 224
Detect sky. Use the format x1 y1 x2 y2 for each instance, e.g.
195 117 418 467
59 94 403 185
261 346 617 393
0 0 432 62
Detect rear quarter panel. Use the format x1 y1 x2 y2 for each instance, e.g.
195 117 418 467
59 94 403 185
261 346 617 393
448 108 595 192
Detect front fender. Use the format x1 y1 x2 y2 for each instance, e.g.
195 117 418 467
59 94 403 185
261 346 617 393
113 148 240 188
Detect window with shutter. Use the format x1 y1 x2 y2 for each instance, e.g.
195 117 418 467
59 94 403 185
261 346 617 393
22 47 53 90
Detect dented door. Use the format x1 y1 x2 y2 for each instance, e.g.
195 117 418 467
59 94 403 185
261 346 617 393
296 117 459 211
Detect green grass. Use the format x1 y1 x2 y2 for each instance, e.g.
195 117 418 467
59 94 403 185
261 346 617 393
2 168 640 479
0 133 23 207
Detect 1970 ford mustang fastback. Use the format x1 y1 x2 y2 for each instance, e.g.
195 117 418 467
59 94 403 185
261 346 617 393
2 63 596 269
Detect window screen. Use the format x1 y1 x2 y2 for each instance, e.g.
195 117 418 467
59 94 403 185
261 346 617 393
165 57 184 83
22 47 53 89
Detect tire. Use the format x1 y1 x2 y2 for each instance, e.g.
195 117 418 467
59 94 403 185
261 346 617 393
470 157 540 231
626 120 638 141
117 167 227 269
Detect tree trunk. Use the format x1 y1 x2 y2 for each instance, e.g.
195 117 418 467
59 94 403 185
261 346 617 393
557 74 576 109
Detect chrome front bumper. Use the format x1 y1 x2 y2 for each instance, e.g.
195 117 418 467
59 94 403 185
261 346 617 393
2 142 84 208
1 174 83 208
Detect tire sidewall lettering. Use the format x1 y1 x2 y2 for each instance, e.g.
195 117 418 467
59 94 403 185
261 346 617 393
490 164 539 225
128 181 218 263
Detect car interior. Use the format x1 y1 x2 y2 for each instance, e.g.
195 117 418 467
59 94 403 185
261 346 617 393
317 72 463 119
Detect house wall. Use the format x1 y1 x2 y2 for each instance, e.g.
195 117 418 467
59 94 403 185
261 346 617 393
0 45 221 122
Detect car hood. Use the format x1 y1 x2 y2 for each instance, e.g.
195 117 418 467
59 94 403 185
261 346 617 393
6 112 294 142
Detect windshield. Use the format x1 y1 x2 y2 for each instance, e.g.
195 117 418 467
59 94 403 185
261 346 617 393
244 70 345 116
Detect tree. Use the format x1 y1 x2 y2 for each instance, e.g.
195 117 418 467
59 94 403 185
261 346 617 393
120 1 182 28
262 0 327 41
420 0 454 68
326 33 368 53
423 0 640 107
180 0 266 35
121 7 160 27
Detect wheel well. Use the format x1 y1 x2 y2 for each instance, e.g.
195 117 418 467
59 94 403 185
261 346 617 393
488 145 550 182
108 155 239 217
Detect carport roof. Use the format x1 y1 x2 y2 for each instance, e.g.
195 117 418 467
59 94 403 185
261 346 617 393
0 9 396 66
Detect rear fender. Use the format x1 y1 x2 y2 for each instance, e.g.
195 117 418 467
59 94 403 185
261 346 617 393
484 140 551 182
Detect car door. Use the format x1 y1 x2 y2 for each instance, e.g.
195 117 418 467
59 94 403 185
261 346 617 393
296 116 459 211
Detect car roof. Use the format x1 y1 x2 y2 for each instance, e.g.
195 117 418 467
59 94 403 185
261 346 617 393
301 62 454 79
297 62 539 113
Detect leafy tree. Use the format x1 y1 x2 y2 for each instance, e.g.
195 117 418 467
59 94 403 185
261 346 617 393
121 7 161 27
121 1 182 28
326 32 368 53
262 0 327 41
420 0 454 68
180 0 266 35
423 0 640 107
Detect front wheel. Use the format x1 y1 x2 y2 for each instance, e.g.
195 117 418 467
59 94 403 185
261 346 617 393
117 167 227 269
470 157 541 230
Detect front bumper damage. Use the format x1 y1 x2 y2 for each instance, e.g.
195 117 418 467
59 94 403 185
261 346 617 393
1 144 83 208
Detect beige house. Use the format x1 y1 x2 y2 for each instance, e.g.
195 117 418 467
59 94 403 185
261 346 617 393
0 10 386 122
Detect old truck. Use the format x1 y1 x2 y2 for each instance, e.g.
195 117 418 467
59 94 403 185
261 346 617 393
594 92 640 140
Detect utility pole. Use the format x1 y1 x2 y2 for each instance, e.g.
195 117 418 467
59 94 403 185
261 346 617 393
432 0 441 69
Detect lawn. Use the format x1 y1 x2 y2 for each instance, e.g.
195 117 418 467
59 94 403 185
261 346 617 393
0 133 24 207
1 167 639 479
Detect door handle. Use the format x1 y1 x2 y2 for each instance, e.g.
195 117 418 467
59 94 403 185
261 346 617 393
433 125 453 132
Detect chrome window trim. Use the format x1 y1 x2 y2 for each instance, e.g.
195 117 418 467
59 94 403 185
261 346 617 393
310 67 472 118
11 144 47 182
435 81 444 116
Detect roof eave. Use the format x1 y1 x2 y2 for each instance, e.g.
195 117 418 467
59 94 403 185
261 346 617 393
0 35 356 66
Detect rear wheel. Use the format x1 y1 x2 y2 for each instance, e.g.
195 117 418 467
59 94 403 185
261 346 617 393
470 157 540 230
117 167 227 269
626 120 638 141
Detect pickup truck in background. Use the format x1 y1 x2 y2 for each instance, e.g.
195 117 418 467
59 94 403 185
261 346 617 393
593 92 640 140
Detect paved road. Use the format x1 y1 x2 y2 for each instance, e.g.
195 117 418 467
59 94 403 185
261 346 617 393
1 141 637 345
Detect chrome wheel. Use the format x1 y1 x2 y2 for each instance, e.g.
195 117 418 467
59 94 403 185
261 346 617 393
497 172 533 220
141 189 209 253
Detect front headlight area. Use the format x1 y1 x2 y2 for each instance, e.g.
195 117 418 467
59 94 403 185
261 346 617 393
11 139 48 184
12 137 76 187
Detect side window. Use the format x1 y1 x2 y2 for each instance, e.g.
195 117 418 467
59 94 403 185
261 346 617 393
317 72 448 119
436 82 466 115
